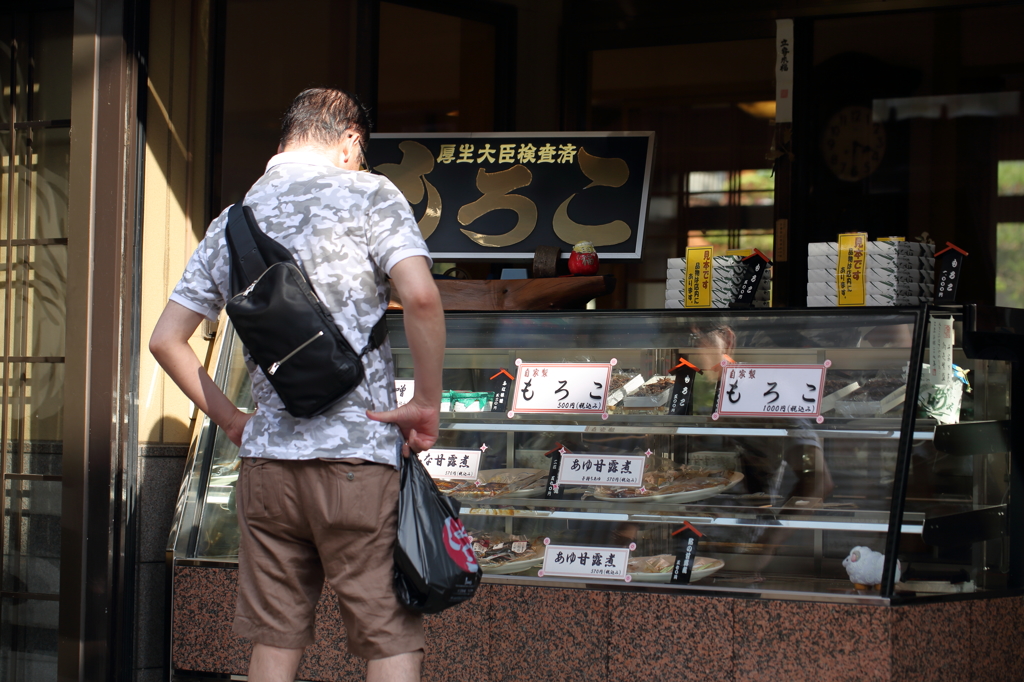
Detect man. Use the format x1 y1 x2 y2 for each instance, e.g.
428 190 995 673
150 88 444 682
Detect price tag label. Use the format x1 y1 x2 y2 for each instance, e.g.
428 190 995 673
394 379 414 407
509 361 613 417
837 232 867 306
544 444 566 499
489 369 515 412
732 250 772 309
928 316 954 385
667 358 701 416
713 362 830 421
556 454 646 487
934 242 967 303
671 521 705 585
684 246 713 308
418 448 482 480
538 540 634 581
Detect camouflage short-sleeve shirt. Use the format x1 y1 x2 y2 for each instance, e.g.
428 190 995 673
170 151 431 466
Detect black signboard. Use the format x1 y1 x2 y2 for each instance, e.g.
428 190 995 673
667 358 702 416
367 133 655 260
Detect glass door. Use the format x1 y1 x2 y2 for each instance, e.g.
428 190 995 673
0 6 71 681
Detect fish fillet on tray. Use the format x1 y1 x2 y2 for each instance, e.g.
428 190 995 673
434 468 548 501
593 466 743 504
627 554 725 583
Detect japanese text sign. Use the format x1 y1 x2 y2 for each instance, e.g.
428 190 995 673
394 379 414 408
418 448 483 481
509 361 613 417
556 453 646 488
538 540 635 581
366 132 654 260
776 20 794 122
713 362 830 422
934 242 967 303
837 232 867 306
684 246 713 308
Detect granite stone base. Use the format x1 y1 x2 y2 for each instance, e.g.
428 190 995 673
172 566 1024 682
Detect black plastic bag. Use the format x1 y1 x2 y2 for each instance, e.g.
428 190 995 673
393 453 482 614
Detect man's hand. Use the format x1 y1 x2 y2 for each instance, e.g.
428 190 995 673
223 409 254 447
367 400 438 457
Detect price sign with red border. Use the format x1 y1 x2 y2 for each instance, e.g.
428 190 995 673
713 361 830 423
509 360 614 418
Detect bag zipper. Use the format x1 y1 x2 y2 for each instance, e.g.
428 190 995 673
268 331 323 375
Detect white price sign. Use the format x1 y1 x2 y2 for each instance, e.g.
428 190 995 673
509 361 614 417
713 362 830 422
418 448 483 481
394 379 414 407
538 540 635 581
556 453 646 488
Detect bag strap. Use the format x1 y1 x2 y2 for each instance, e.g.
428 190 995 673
361 315 389 355
230 202 389 354
228 203 268 285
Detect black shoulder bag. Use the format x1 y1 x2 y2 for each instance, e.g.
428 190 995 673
224 203 388 418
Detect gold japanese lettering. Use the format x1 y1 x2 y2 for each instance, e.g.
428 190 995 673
557 144 578 164
517 143 536 163
457 144 475 163
376 140 442 239
537 143 557 163
458 165 538 247
477 143 496 163
436 144 456 164
553 148 631 246
498 144 516 163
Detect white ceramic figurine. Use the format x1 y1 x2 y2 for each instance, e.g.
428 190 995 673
842 546 901 589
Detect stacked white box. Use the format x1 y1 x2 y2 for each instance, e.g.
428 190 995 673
666 256 771 308
806 241 935 307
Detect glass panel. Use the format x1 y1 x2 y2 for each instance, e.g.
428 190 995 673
894 311 1014 597
220 0 360 206
3 479 60 594
0 597 58 681
9 245 67 359
997 161 1024 196
811 6 1024 302
22 129 70 241
589 39 776 307
194 330 251 559
995 223 1024 308
5 363 63 475
377 2 496 133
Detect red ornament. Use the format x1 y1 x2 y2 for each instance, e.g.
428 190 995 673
568 241 599 275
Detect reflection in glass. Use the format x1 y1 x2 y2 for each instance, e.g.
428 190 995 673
3 480 60 594
0 597 58 681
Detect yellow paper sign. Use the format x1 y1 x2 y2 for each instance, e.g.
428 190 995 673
877 236 905 242
837 232 867 306
685 246 713 308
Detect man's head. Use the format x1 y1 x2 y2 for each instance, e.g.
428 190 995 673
279 88 372 169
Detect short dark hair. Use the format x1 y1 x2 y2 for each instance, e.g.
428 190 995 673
279 88 372 152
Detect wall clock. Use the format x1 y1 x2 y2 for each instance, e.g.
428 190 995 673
820 105 886 182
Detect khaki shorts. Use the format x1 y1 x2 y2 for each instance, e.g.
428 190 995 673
233 457 424 659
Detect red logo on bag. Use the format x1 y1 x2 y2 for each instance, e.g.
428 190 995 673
443 517 478 573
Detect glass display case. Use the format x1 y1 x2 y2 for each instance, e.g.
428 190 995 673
168 305 1022 605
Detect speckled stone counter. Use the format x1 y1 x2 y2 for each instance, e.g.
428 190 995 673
172 565 1024 682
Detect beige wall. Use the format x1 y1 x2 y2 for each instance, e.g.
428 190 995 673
139 0 212 445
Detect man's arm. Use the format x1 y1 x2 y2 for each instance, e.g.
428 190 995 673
367 256 444 455
149 301 251 445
